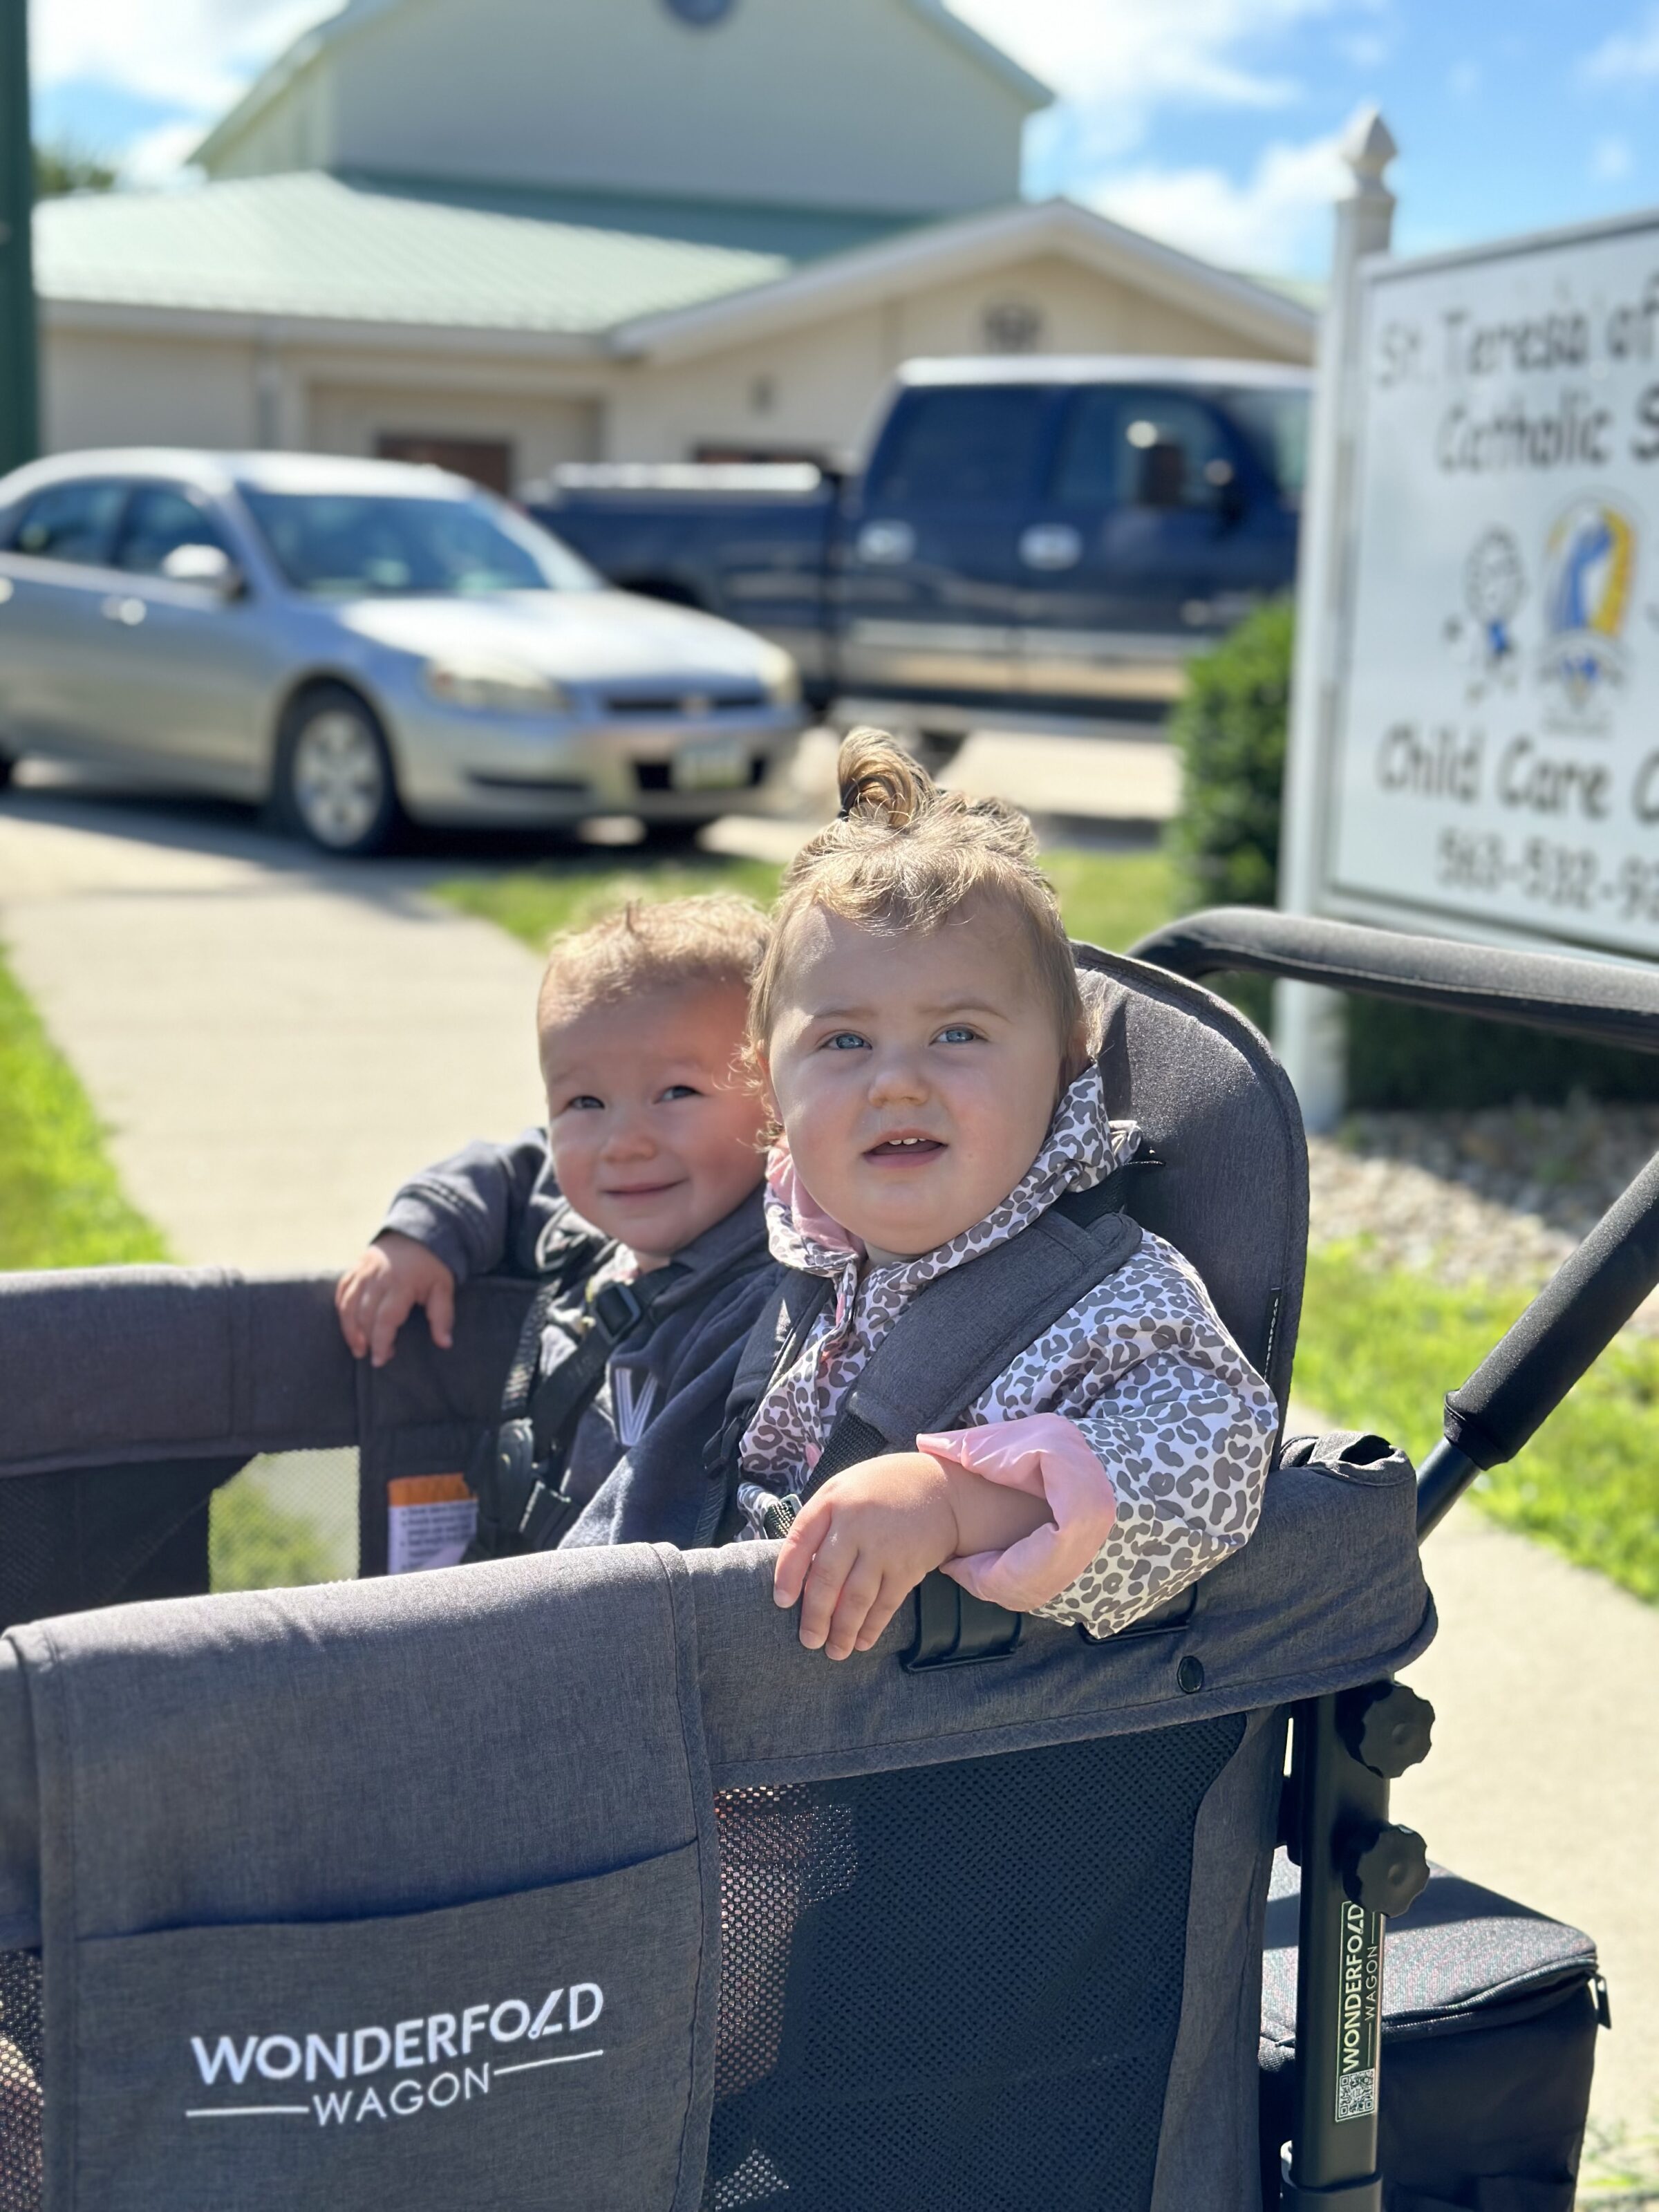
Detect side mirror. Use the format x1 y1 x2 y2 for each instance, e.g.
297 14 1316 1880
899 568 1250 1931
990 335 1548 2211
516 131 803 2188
162 542 245 597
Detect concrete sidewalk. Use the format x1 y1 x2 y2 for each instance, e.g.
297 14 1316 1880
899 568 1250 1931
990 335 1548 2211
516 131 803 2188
2 779 1654 2148
0 790 545 1270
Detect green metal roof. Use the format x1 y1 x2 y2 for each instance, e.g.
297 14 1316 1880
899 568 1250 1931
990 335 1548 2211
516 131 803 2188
32 169 855 334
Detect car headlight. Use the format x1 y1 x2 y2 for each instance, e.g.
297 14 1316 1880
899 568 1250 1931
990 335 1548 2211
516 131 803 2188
758 646 801 707
423 659 571 715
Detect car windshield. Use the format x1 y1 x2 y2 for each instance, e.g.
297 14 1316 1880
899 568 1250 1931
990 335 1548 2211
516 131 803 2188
1219 387 1309 504
237 489 602 597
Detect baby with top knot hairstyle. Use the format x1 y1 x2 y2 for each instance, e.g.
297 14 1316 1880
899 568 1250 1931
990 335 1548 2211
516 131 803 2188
741 729 1279 1661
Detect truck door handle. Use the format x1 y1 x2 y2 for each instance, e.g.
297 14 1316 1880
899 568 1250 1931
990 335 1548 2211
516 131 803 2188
101 595 147 626
1018 524 1082 572
855 519 916 565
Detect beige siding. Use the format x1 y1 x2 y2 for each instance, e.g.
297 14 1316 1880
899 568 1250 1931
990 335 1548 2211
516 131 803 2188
306 380 601 480
234 0 1028 216
609 251 1305 464
41 328 261 452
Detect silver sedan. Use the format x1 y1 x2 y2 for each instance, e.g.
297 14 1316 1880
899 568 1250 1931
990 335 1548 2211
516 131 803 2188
0 450 805 854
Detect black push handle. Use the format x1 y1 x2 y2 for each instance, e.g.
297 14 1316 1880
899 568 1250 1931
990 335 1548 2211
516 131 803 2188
1131 906 1659 1056
1130 906 1659 1536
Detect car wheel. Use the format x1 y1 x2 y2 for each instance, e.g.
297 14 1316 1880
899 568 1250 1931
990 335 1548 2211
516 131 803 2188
0 751 13 792
275 686 402 856
646 816 719 850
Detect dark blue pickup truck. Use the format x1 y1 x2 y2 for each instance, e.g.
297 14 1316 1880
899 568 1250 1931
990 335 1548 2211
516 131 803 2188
531 357 1309 735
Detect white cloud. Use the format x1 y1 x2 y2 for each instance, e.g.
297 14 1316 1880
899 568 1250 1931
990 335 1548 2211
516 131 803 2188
121 120 212 187
1591 133 1635 182
1090 128 1348 273
1580 7 1659 83
30 0 341 116
946 0 1345 165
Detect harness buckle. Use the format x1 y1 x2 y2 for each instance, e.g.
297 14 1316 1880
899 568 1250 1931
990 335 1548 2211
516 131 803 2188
592 1280 646 1343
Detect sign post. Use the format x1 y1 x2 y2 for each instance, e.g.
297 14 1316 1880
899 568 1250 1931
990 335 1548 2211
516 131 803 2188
1275 108 1397 1130
1279 131 1659 1096
0 0 37 475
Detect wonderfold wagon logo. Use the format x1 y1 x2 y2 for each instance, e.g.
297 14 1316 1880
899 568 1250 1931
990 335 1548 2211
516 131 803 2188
184 1983 605 2127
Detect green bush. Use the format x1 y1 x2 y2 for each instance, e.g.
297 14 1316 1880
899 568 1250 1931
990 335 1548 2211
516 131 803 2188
1167 605 1659 1107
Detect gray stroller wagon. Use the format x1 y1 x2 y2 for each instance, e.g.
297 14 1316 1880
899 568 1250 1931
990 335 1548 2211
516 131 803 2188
0 910 1638 2211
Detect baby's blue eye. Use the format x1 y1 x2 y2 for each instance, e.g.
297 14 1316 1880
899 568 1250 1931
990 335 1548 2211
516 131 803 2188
660 1083 700 1101
564 1094 604 1112
937 1025 978 1044
822 1031 868 1051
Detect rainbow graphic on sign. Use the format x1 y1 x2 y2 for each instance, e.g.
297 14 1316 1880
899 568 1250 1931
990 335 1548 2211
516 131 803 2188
1538 498 1637 719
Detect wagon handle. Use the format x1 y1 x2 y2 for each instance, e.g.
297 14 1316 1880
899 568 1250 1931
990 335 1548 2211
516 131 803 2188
1130 906 1659 1535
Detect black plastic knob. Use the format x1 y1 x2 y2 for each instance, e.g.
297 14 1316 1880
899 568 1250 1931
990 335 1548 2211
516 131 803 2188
1341 1821 1430 1916
1336 1681 1434 1778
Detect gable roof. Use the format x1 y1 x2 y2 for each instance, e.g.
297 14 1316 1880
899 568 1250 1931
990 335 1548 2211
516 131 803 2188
194 0 1049 174
619 196 1316 364
35 174 1313 368
34 171 795 337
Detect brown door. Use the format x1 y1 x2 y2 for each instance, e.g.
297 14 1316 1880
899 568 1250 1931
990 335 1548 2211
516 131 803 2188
375 435 514 496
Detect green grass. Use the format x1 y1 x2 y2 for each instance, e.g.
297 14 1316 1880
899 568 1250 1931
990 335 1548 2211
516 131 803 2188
433 845 1177 957
209 1479 340 1591
0 940 339 1592
1295 1245 1659 1605
436 853 786 951
0 944 169 1271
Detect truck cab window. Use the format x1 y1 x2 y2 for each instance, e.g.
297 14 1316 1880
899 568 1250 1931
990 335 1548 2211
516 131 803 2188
1051 391 1234 512
868 388 1049 503
1221 386 1309 504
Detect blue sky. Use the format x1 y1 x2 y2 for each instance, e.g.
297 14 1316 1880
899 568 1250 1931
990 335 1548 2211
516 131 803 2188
28 0 1659 280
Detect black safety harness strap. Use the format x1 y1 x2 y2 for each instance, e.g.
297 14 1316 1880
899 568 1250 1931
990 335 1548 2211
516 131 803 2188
724 1156 1155 1666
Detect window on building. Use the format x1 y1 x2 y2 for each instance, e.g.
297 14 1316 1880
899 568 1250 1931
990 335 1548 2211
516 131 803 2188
868 388 1050 504
112 486 233 576
375 435 515 497
8 478 129 566
1051 390 1234 511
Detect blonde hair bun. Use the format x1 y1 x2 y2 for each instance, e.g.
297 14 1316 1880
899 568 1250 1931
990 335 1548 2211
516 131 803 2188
836 727 932 829
752 728 1086 1067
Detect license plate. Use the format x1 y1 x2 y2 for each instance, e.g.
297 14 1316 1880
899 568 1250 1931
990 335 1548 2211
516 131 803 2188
672 735 749 791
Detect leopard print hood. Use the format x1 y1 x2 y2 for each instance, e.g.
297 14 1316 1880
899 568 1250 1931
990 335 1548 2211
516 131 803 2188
762 1061 1141 1301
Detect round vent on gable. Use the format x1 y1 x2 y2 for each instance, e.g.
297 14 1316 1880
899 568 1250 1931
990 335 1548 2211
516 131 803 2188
664 0 736 23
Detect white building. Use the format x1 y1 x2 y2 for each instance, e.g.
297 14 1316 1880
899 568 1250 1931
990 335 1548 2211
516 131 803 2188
35 0 1315 485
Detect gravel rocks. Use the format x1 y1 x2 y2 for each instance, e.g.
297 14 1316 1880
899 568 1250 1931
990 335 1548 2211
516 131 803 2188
1307 1100 1659 1332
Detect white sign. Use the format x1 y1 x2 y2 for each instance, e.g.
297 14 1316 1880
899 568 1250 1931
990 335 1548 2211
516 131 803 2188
1328 210 1659 957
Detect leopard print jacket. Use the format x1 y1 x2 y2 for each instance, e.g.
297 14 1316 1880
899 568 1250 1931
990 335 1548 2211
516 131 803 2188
738 1064 1280 1638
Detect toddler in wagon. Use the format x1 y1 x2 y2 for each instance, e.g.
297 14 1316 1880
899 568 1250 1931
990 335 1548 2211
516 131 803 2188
741 731 1279 1660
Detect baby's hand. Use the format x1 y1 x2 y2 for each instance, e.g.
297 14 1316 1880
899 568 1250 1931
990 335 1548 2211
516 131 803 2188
335 1233 456 1367
772 1452 959 1661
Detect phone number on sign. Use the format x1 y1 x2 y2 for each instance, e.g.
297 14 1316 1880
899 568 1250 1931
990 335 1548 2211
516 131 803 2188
1435 831 1659 921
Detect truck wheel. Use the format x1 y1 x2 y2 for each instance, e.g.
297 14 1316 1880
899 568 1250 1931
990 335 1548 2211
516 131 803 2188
275 686 402 856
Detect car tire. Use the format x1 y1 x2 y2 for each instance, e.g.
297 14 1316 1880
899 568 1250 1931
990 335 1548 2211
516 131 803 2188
0 751 13 792
274 686 402 857
647 816 719 850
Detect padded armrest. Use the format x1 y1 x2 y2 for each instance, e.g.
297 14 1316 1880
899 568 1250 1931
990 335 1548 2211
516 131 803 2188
1133 906 1659 1054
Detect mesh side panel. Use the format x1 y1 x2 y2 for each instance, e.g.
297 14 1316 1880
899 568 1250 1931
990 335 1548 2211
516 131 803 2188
705 1715 1245 2212
0 1952 41 2212
210 1448 361 1590
0 1459 234 1634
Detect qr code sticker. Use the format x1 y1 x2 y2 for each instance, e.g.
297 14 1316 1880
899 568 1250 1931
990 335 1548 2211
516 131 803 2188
1335 2068 1377 2123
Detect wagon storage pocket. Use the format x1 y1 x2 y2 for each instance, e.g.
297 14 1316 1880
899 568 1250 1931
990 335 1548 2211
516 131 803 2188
71 1849 704 2212
3 1544 720 2212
